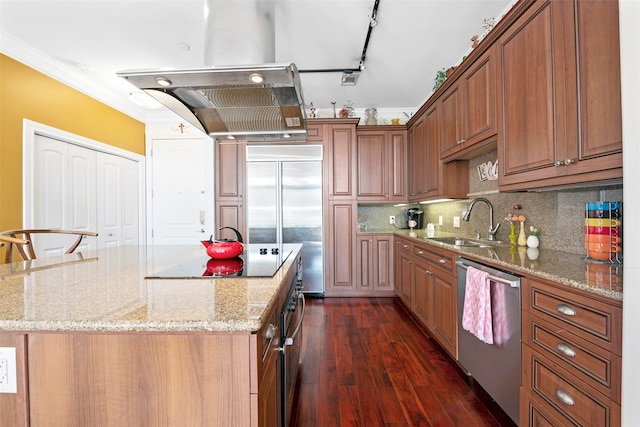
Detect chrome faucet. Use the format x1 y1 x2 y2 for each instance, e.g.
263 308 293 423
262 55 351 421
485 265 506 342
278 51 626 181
462 197 500 240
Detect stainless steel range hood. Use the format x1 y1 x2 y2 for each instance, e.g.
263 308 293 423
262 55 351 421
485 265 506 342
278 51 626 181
118 63 307 142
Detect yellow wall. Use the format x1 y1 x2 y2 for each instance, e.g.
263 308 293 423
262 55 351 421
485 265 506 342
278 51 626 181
0 54 145 231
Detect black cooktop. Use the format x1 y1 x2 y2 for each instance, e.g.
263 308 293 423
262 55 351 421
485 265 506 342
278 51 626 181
146 245 292 279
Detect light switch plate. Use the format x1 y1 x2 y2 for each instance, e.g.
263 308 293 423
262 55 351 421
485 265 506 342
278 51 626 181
0 347 17 393
453 216 460 228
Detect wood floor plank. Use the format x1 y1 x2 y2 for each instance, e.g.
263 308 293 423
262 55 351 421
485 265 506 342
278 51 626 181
290 297 509 427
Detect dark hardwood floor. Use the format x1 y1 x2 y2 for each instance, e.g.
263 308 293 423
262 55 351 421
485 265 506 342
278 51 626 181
290 297 509 427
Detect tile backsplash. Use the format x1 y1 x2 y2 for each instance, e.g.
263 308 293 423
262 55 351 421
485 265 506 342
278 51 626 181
358 150 623 256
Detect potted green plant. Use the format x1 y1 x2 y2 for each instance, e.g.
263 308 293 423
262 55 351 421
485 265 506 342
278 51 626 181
433 69 446 91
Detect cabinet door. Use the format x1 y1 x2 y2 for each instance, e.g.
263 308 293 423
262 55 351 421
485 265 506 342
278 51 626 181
497 1 561 182
356 131 388 200
463 48 496 147
326 201 356 294
432 271 457 357
328 125 356 198
440 84 464 156
408 114 426 200
215 142 245 200
389 131 408 202
412 259 433 327
357 235 373 291
374 236 393 292
424 104 441 197
394 239 413 307
572 0 622 168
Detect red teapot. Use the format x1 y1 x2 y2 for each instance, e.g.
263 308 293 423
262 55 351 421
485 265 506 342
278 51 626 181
201 227 244 259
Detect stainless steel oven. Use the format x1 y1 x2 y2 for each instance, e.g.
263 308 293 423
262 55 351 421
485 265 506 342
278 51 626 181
279 263 305 427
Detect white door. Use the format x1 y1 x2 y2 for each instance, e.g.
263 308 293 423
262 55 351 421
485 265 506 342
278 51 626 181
150 138 212 244
32 135 97 256
96 152 140 247
28 123 143 256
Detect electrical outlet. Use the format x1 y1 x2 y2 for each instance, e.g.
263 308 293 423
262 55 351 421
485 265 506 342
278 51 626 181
438 215 443 226
0 347 17 393
389 216 395 225
453 216 460 228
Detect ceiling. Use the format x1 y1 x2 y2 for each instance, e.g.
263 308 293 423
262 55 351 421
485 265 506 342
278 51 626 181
0 0 514 123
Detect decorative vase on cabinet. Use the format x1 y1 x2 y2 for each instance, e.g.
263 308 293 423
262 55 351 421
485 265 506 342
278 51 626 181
526 235 539 249
518 222 527 246
509 224 517 245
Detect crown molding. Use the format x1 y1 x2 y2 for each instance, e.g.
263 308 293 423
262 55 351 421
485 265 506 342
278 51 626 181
1 29 147 122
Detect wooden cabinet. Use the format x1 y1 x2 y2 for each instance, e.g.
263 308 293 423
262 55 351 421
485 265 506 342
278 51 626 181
393 237 457 358
324 119 358 199
394 237 413 307
356 233 394 294
408 105 469 203
440 47 497 162
326 200 357 295
520 277 622 426
356 127 407 202
411 243 457 356
497 0 622 191
407 112 427 199
215 141 245 239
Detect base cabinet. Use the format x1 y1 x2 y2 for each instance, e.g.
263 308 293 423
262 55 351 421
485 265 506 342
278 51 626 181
521 277 622 427
326 201 357 295
394 238 413 306
394 237 457 358
356 234 394 294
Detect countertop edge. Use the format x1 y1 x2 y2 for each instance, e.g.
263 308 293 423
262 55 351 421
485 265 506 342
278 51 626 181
393 230 623 302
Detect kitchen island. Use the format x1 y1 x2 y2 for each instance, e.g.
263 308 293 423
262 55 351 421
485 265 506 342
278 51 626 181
0 244 302 427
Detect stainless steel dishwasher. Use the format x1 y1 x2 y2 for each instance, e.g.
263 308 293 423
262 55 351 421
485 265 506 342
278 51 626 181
456 257 521 424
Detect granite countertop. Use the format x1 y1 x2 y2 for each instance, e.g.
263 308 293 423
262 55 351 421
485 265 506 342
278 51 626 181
0 244 302 333
393 230 623 301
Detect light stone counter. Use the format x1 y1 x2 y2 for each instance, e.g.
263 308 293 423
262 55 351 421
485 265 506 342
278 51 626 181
394 230 623 301
0 244 302 333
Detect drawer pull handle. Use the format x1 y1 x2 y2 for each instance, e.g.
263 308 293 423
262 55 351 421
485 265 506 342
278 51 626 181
556 342 576 357
438 258 446 264
417 250 423 255
556 389 575 406
556 303 576 316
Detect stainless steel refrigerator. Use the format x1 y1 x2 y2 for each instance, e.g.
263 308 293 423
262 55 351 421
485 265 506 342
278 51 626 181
246 145 324 295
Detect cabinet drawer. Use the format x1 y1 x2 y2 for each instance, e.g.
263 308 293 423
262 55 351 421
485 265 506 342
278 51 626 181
523 311 621 403
522 345 620 427
413 244 453 271
522 279 622 355
395 238 412 254
520 388 577 427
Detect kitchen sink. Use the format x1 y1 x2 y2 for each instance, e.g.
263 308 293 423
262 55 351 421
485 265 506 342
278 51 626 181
427 237 490 247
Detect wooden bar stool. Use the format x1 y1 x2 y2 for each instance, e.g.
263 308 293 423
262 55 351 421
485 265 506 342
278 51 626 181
0 229 98 263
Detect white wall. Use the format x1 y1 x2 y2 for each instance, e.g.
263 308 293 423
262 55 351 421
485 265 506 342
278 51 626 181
620 0 639 425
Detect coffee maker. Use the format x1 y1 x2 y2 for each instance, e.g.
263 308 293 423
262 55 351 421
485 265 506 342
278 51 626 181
406 208 424 230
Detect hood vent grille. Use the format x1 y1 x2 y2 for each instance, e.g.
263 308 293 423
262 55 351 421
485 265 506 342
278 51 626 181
118 63 307 142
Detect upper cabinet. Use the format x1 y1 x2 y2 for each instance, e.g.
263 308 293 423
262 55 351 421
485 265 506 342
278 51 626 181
408 105 469 203
440 47 497 162
215 141 246 240
356 127 407 202
496 0 622 191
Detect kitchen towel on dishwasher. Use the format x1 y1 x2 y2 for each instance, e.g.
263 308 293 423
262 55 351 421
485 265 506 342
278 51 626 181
462 266 493 344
